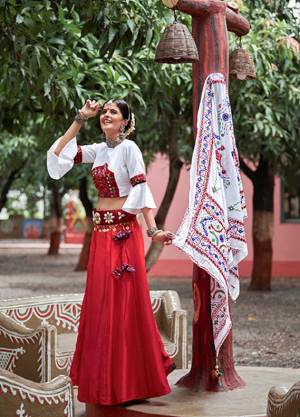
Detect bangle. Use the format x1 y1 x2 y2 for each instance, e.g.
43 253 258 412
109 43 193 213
147 226 158 237
152 229 163 238
74 110 88 126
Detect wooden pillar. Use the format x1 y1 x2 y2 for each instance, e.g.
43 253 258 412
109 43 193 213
162 0 250 391
192 8 228 134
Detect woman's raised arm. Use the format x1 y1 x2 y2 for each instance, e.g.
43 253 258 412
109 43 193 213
54 99 100 156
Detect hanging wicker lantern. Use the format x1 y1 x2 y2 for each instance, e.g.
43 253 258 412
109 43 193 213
229 47 256 80
155 21 199 64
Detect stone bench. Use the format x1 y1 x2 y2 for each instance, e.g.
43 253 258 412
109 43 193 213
0 368 74 417
0 291 187 383
267 381 300 417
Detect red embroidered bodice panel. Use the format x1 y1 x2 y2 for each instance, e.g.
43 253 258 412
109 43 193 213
91 164 120 198
74 145 147 198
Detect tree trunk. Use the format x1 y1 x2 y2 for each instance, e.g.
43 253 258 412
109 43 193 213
145 119 183 271
0 167 23 213
249 157 274 291
48 185 64 256
75 218 93 271
75 178 94 271
48 229 62 255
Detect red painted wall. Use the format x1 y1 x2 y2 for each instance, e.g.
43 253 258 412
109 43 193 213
144 154 300 278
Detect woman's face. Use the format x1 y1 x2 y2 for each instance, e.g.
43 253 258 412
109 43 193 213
99 102 127 138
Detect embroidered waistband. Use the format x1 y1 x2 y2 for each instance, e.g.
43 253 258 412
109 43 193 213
92 209 135 231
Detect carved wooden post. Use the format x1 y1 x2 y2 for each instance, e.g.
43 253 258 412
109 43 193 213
161 0 250 391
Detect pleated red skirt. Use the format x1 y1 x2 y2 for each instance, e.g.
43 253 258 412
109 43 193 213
70 209 173 405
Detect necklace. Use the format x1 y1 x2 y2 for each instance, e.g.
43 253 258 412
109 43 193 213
105 136 124 148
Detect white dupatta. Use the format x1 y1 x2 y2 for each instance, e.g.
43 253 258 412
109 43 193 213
173 73 248 355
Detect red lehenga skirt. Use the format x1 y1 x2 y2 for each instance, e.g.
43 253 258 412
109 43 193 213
70 209 173 405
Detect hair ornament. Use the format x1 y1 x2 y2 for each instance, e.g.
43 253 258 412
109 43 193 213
125 113 136 137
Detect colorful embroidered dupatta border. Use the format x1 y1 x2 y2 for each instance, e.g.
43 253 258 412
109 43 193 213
173 73 248 355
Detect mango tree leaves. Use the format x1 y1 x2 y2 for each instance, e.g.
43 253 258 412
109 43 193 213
0 0 173 213
229 4 300 175
0 0 169 136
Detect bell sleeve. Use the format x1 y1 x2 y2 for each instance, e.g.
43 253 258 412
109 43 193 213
122 142 156 214
47 137 97 180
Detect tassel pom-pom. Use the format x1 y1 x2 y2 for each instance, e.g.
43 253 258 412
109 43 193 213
112 263 135 278
113 230 132 241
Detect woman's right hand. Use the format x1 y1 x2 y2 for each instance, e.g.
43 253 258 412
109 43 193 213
80 99 100 119
152 230 176 245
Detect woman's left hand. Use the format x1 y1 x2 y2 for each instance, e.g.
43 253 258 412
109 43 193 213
152 231 176 245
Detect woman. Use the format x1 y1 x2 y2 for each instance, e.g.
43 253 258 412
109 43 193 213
47 99 176 408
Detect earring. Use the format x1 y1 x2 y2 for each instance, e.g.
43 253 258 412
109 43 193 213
119 124 125 141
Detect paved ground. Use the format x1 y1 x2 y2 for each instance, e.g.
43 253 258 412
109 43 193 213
75 366 300 417
128 367 300 417
0 242 299 368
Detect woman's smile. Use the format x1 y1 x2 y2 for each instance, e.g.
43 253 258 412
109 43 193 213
99 102 125 135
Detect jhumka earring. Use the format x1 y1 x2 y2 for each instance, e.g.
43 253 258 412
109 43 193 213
119 124 126 141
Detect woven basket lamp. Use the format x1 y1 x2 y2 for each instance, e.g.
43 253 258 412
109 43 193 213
155 18 199 64
229 47 256 80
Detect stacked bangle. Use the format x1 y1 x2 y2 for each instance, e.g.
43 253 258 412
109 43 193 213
146 226 157 237
74 110 88 126
147 227 163 238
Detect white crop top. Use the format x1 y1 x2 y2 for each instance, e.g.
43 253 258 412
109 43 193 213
47 137 156 214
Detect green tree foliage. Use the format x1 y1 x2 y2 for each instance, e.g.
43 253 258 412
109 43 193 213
130 54 193 269
132 63 193 159
0 131 37 211
0 0 170 214
230 0 300 289
0 0 193 208
0 0 167 135
231 2 300 172
0 0 195 266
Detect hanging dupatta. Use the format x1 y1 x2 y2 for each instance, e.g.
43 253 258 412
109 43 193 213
173 73 248 355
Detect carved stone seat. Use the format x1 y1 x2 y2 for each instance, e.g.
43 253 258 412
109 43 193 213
0 368 74 417
267 381 300 417
0 312 52 383
0 291 187 382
